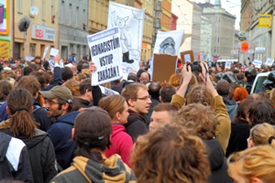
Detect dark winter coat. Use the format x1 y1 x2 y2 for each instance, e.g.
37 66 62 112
124 109 148 143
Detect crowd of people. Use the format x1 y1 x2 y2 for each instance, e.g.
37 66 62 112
0 54 275 183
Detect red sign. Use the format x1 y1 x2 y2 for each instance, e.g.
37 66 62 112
241 42 249 52
35 29 44 38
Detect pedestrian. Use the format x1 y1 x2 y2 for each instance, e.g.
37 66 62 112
99 94 133 167
50 107 137 183
0 88 57 183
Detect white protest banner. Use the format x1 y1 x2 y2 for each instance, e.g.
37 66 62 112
42 46 50 60
48 57 64 71
108 1 145 77
225 61 232 69
265 57 274 67
50 48 59 56
25 56 34 61
99 85 119 95
153 30 184 56
255 47 265 54
87 27 123 86
252 59 262 68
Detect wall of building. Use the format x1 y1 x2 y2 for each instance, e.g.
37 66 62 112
89 0 108 35
200 16 212 61
14 0 59 60
161 0 171 31
58 0 89 61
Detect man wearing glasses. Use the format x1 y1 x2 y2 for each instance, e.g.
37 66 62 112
40 86 80 171
121 83 151 143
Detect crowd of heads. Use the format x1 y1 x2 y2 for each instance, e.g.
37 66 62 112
1 56 275 183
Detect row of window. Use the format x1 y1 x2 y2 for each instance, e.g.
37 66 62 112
214 46 219 53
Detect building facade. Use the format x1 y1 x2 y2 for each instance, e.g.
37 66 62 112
161 0 171 31
89 0 108 35
58 0 89 61
197 1 236 59
200 16 212 61
240 0 275 63
141 0 154 61
14 0 59 60
172 0 202 58
152 0 162 52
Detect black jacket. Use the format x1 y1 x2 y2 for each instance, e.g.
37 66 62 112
226 119 250 157
0 127 57 183
0 132 34 183
204 138 233 183
79 98 93 108
124 109 148 143
32 99 53 132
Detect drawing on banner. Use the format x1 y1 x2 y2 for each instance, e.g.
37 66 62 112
265 57 274 67
159 37 176 55
154 30 184 56
87 27 123 86
225 61 231 69
108 1 145 76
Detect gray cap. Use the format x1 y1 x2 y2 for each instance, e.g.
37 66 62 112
40 86 73 103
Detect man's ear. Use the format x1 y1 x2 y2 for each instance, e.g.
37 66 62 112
63 103 69 110
251 178 262 183
128 99 135 107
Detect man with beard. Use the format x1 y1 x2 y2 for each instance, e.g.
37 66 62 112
40 86 80 170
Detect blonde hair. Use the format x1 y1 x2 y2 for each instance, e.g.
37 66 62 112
270 88 275 104
228 145 275 183
249 123 275 149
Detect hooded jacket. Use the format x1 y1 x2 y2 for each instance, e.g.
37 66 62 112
222 96 237 121
204 138 233 183
47 111 80 170
50 154 137 183
124 109 148 143
105 124 133 167
0 132 34 183
0 120 57 183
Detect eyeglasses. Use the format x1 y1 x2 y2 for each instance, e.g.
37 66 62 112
133 96 151 101
46 101 59 105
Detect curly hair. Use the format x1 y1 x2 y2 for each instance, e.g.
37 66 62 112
228 145 275 183
175 103 216 140
186 85 215 109
0 80 13 101
131 125 210 183
234 87 248 102
0 70 16 79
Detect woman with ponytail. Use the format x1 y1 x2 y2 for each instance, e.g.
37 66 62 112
247 122 275 149
0 88 57 183
50 107 137 183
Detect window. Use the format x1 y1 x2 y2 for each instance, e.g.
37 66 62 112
214 47 216 53
69 4 72 26
51 0 54 16
42 0 44 20
61 1 64 23
218 37 219 43
157 1 161 10
214 37 216 43
76 6 79 28
29 43 36 57
217 47 219 53
83 9 86 29
18 0 21 13
156 18 160 27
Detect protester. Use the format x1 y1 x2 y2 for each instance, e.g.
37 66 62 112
226 99 252 157
176 103 233 183
40 86 80 170
139 71 150 85
65 79 81 98
172 62 231 154
149 103 178 132
217 79 238 121
99 94 133 167
0 88 57 183
228 145 275 183
168 73 182 90
0 80 13 122
50 107 137 183
233 86 248 102
79 78 93 108
0 132 33 183
131 125 210 182
121 83 150 142
159 84 176 103
247 123 275 148
248 100 275 127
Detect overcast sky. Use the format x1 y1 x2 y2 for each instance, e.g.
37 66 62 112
192 0 241 30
